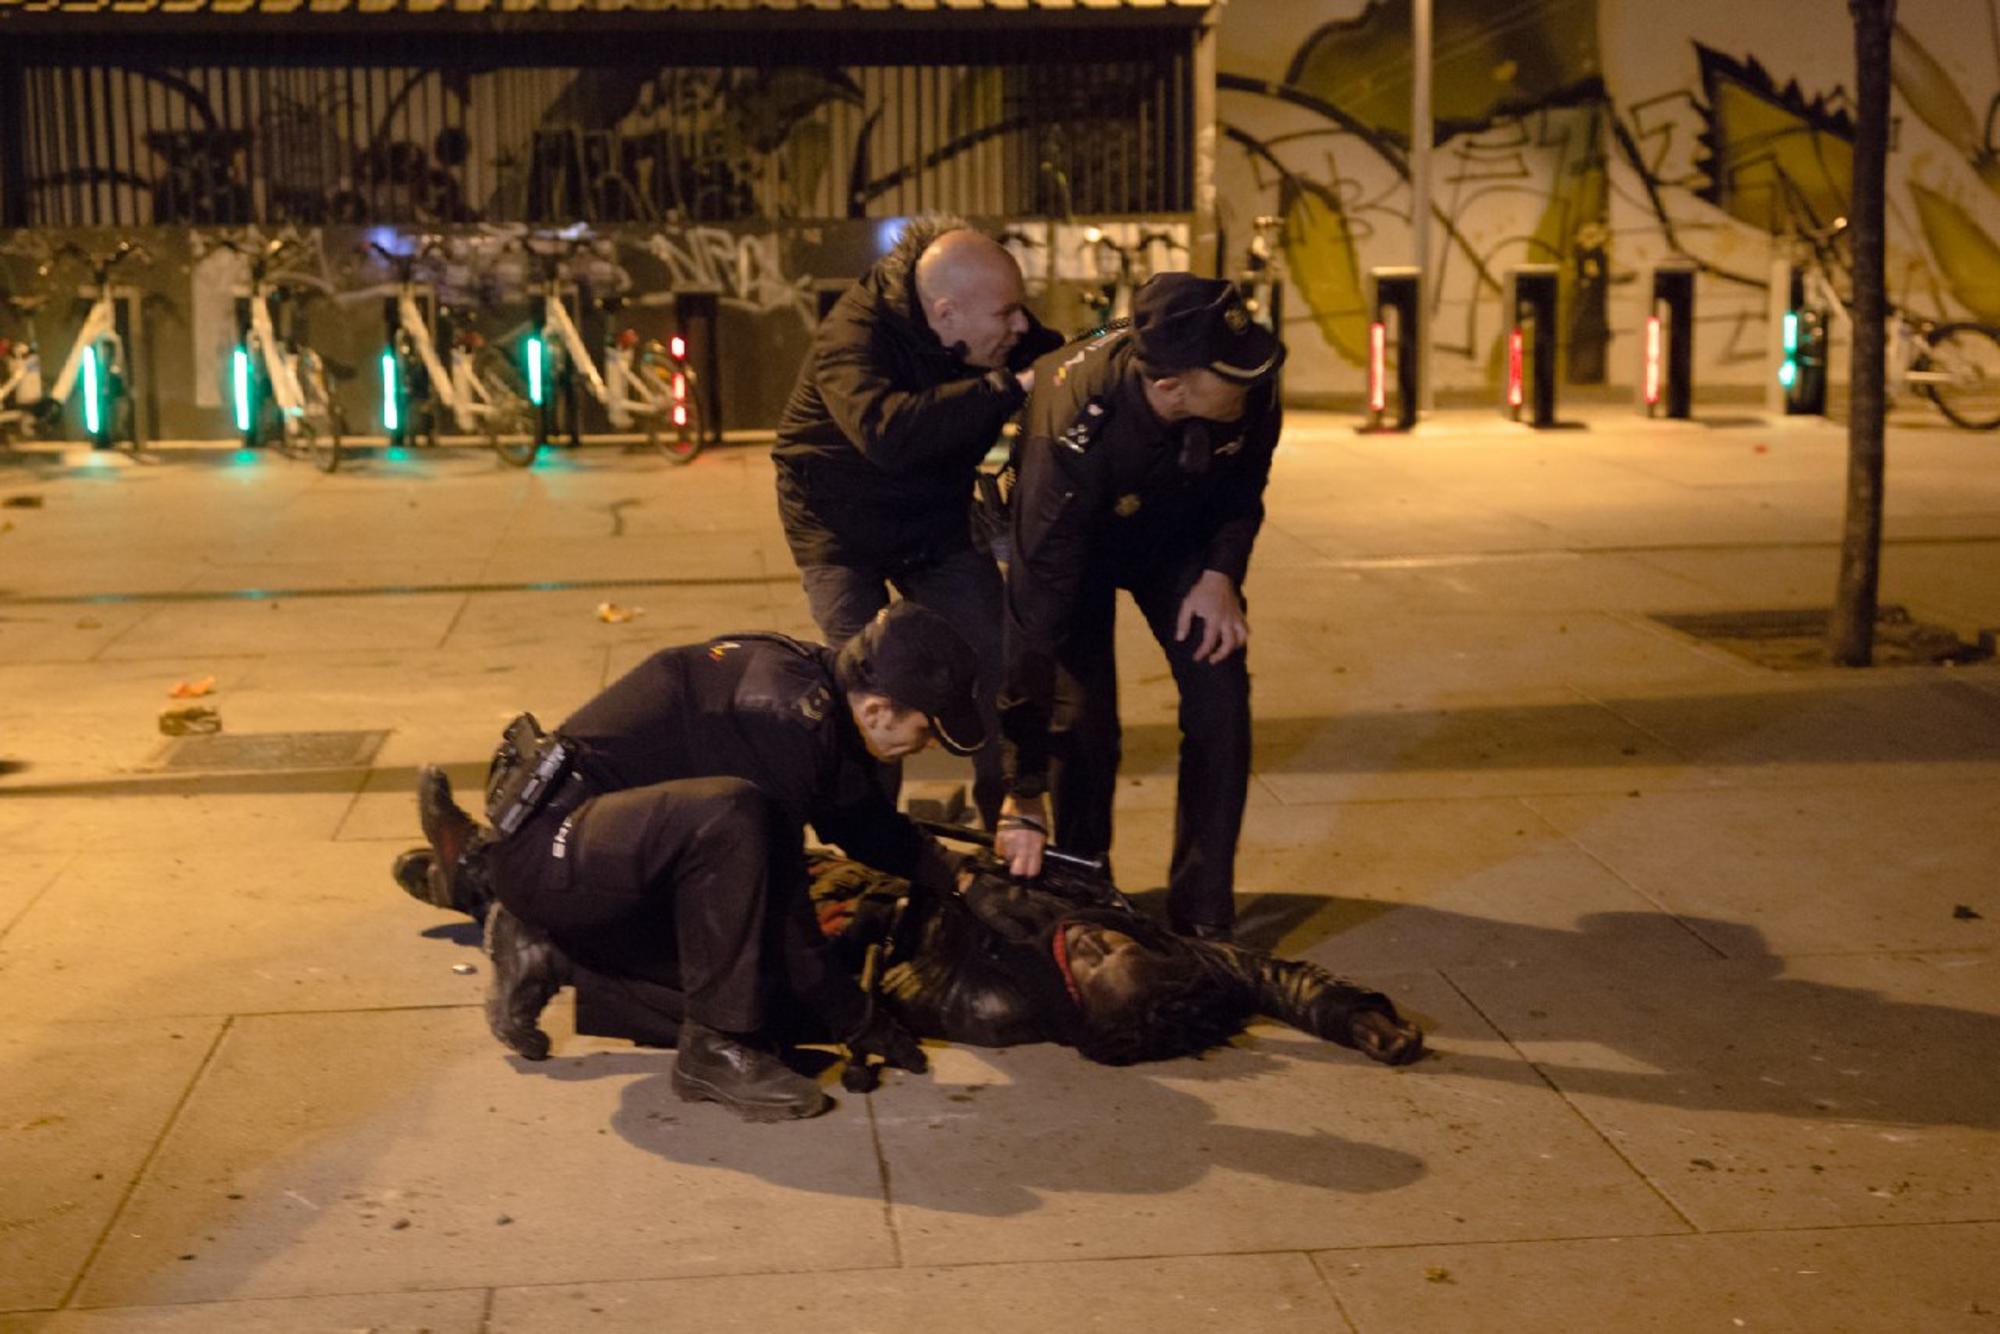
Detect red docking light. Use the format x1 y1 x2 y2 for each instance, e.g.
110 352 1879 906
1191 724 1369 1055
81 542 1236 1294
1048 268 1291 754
1367 321 1387 414
1643 315 1662 407
669 335 688 361
1507 328 1525 410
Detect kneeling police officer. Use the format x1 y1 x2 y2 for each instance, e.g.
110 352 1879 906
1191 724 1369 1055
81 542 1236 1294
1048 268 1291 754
996 273 1285 942
405 603 978 1122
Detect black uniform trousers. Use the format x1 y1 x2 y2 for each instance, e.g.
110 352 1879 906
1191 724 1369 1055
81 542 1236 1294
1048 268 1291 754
487 776 855 1045
1047 545 1251 931
798 542 1006 828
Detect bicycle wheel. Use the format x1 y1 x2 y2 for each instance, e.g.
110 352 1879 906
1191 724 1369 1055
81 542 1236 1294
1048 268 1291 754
1921 322 2000 430
300 352 342 473
475 346 538 466
655 364 701 465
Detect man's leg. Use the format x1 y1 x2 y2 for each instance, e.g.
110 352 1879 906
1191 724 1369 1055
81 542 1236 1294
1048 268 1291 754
559 776 834 1119
1046 579 1121 859
895 545 1007 828
1132 557 1252 935
798 562 891 648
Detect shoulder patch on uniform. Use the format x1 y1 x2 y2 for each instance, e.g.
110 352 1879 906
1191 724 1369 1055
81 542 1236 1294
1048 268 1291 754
798 683 831 722
1057 397 1112 453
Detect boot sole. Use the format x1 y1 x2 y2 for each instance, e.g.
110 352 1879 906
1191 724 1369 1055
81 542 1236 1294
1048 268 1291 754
671 1069 829 1122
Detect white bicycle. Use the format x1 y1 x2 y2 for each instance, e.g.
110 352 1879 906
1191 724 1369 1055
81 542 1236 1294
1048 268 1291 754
521 236 701 468
34 241 148 451
371 238 532 463
0 293 48 447
224 236 344 472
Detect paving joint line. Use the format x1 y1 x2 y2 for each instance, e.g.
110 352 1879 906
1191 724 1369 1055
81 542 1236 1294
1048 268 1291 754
0 852 75 948
1513 791 1729 961
33 1224 1996 1320
58 1015 236 1310
862 1090 904 1268
1436 967 1702 1234
1304 1251 1364 1334
476 1285 497 1334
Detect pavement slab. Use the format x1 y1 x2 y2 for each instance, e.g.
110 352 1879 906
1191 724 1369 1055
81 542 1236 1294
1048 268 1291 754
1238 689 1696 805
1127 795 1723 973
75 1011 893 1308
0 1289 485 1334
487 1252 1341 1333
93 593 468 661
1316 1221 2000 1333
0 1019 226 1312
1440 953 2000 1232
1525 781 2000 957
876 975 1688 1268
0 842 483 1021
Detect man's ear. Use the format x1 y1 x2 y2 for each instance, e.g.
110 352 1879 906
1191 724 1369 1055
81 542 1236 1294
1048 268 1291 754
852 692 892 728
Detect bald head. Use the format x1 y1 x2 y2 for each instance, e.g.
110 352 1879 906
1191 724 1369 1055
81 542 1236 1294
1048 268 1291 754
913 229 1030 369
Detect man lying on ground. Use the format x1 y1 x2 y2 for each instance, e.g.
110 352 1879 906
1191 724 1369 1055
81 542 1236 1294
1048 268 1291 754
396 842 1424 1072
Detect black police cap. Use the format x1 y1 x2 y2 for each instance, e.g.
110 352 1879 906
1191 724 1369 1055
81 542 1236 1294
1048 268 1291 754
835 602 986 756
1131 273 1286 384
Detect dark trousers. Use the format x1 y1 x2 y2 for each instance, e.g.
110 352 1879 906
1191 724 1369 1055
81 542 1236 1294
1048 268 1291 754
799 543 1005 828
1049 548 1252 931
488 776 855 1043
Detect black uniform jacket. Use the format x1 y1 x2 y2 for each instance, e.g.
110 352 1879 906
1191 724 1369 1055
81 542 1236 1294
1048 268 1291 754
999 326 1282 795
808 855 1398 1057
772 219 1062 568
559 634 956 890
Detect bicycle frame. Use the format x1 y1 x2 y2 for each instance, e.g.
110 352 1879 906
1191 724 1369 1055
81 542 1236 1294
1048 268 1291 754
236 287 307 439
533 291 668 431
46 292 122 437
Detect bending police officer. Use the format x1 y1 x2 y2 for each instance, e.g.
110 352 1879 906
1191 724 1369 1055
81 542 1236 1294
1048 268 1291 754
405 603 981 1122
996 274 1285 942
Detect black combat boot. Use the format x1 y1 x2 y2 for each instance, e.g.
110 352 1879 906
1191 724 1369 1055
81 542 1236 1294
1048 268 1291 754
482 904 571 1060
403 766 494 921
671 1020 831 1122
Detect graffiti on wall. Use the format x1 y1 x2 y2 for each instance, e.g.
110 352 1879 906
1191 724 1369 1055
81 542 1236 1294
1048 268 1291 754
1215 0 2000 394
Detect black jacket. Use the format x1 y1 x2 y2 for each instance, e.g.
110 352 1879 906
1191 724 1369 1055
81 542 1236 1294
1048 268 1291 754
807 855 1400 1058
999 326 1281 795
772 220 1063 568
560 634 957 891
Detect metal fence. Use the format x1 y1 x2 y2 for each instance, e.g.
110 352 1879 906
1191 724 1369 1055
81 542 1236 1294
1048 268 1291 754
6 50 1193 228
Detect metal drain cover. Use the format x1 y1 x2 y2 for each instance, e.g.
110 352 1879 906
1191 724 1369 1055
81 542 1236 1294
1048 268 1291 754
153 730 388 771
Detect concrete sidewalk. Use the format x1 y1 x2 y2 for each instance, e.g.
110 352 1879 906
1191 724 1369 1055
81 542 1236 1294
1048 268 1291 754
2 408 1997 1332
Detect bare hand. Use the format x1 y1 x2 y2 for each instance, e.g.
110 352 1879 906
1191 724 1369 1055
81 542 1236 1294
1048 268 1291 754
1175 570 1249 665
1014 367 1036 395
995 793 1048 878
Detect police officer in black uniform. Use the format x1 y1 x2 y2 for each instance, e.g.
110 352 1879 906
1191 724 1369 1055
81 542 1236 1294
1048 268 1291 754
405 602 979 1122
995 273 1285 942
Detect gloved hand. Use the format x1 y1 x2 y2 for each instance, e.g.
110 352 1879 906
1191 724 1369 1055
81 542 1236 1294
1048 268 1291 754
959 866 1048 943
845 1009 928 1075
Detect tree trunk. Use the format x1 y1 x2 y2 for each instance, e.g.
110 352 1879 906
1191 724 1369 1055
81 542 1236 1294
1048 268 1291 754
1829 0 1896 665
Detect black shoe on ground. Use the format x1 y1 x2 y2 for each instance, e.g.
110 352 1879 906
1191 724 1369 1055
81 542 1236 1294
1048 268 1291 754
671 1020 831 1122
482 904 571 1061
390 846 491 923
409 766 493 920
1173 919 1233 944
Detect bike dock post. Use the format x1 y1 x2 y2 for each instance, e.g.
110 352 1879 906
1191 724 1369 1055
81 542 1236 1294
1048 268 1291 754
1769 254 1829 417
673 285 722 447
1641 262 1697 420
1362 265 1420 432
1502 264 1560 428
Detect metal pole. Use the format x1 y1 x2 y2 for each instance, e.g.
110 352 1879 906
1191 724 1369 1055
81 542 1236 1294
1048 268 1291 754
1412 0 1434 413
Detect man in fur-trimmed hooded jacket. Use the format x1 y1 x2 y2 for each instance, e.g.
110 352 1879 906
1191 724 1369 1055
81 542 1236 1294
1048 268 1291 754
773 218 1062 829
